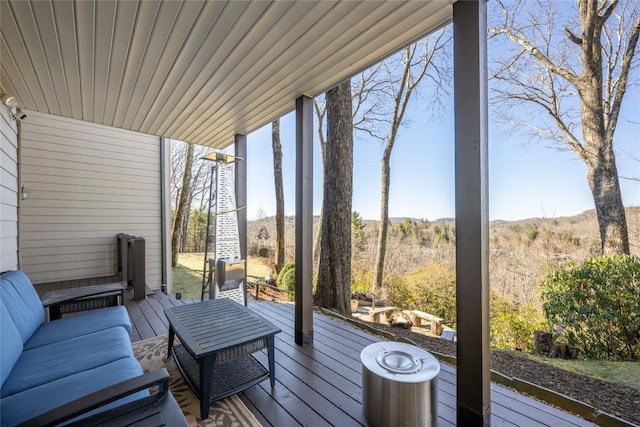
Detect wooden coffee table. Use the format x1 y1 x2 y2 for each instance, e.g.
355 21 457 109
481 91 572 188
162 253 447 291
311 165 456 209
165 298 281 419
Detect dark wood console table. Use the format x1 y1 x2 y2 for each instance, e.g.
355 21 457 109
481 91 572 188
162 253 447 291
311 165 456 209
165 298 281 419
41 283 125 320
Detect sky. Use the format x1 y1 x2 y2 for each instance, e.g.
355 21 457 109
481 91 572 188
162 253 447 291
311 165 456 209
244 91 639 222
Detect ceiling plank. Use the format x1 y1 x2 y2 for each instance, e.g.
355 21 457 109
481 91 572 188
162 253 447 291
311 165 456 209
158 1 272 137
1 38 34 108
31 1 71 117
1 0 454 148
184 0 339 144
137 0 227 134
1 0 49 112
92 0 117 124
51 0 82 120
102 0 139 126
129 1 206 131
121 0 184 130
75 0 96 122
111 0 161 128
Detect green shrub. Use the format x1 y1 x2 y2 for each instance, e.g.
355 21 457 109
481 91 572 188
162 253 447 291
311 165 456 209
385 264 457 327
409 265 456 327
490 291 546 351
277 262 295 288
433 225 451 243
351 262 374 293
541 255 640 360
523 223 539 241
281 266 296 293
384 275 410 308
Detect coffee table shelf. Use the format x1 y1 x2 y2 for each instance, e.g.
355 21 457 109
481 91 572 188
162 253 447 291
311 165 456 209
173 344 269 402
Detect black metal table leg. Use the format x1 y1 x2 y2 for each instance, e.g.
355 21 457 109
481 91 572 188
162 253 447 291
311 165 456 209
199 354 214 419
268 335 276 387
167 326 174 360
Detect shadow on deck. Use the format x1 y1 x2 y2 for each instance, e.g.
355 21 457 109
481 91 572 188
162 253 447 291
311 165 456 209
34 277 596 427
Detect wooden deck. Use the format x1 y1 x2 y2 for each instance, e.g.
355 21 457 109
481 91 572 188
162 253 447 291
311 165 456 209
35 278 596 427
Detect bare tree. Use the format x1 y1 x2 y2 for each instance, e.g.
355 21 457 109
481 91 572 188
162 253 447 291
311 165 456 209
315 79 353 313
272 119 285 274
170 140 187 210
490 0 640 254
312 98 327 266
312 65 392 265
179 145 211 252
171 142 195 267
370 31 451 297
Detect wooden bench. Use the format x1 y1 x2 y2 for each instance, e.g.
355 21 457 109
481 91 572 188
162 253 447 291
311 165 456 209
410 310 444 336
369 306 396 323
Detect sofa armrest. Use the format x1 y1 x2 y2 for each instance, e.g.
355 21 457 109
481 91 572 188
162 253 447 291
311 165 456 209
18 369 171 427
41 283 125 320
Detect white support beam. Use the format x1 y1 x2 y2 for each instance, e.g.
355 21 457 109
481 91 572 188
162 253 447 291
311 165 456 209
453 0 491 425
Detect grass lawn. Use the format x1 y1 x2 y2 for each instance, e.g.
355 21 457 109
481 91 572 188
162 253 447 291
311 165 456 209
171 253 271 301
516 351 640 391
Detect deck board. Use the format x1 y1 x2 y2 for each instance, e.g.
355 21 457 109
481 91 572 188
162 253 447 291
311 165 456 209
33 277 598 427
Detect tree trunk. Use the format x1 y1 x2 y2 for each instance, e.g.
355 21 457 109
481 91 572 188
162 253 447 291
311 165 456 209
272 119 285 273
170 142 194 267
313 205 322 265
313 100 327 267
586 150 630 254
315 80 353 313
579 19 630 255
180 193 193 252
373 151 391 295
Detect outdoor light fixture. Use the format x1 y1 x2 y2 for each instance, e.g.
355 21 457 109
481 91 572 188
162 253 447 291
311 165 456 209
21 185 29 200
1 94 18 109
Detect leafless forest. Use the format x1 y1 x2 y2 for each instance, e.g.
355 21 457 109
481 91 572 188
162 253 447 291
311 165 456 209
248 207 640 307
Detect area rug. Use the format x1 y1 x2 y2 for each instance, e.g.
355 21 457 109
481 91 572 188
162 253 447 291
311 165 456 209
132 336 262 427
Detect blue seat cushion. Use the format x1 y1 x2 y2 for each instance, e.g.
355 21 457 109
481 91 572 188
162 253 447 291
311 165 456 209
0 356 148 427
24 305 132 350
1 327 134 398
0 300 23 388
0 270 45 344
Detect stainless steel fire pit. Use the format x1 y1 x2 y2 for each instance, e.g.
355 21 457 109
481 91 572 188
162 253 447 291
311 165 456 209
361 342 440 427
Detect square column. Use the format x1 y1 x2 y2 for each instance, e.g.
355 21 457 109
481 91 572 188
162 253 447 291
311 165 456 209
295 95 314 345
453 0 490 425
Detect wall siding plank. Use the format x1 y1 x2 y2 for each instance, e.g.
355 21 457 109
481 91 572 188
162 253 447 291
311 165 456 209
20 111 163 286
0 104 19 272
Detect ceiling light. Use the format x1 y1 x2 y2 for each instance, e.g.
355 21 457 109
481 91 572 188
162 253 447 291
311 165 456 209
1 94 18 108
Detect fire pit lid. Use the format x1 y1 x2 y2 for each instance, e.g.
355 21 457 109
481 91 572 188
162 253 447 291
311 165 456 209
361 342 440 383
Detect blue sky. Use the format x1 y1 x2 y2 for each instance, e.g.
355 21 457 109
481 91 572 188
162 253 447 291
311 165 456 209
244 85 639 222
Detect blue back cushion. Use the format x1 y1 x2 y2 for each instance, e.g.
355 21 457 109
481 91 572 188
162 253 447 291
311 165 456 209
0 270 45 343
0 299 24 388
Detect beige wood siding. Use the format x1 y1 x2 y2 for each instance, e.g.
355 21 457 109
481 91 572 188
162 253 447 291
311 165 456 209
0 104 19 272
20 111 162 286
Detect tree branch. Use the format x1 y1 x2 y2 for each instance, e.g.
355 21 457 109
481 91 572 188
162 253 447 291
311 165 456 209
563 27 583 44
606 13 640 143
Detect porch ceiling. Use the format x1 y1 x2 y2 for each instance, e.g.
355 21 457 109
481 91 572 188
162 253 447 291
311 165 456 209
1 0 452 149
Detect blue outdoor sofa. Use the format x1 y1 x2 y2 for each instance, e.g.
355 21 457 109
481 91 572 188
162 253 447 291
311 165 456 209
0 270 186 426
